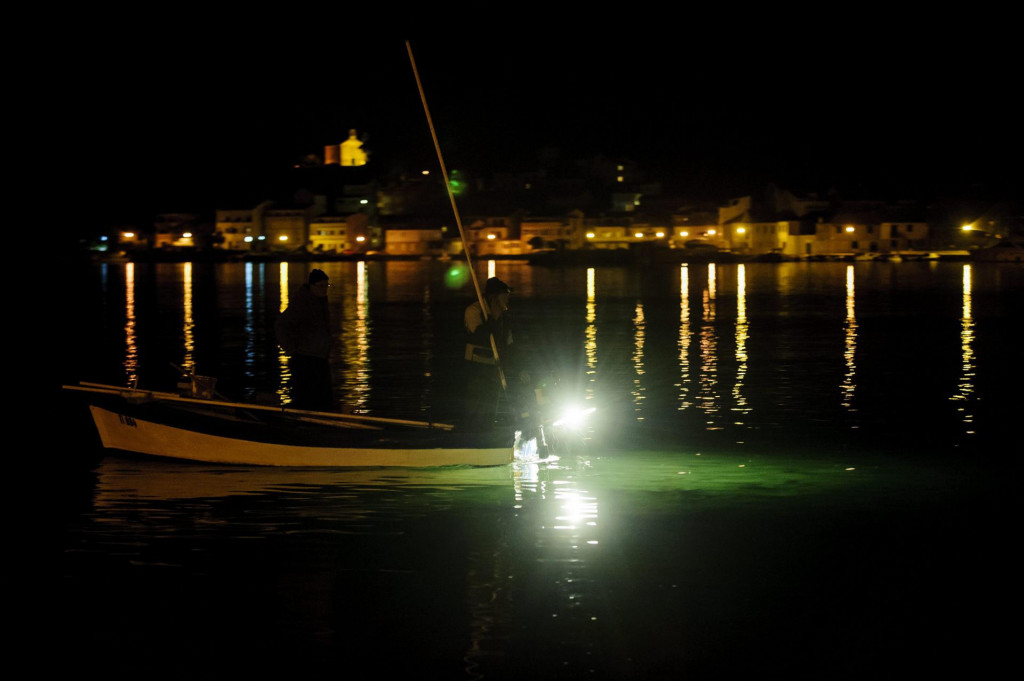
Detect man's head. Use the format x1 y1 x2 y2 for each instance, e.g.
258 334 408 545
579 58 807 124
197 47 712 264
309 269 330 297
484 277 511 296
484 277 512 313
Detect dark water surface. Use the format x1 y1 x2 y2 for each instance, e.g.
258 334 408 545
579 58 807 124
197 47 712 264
61 259 1021 678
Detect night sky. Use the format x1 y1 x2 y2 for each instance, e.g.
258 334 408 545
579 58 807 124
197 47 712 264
64 34 1019 237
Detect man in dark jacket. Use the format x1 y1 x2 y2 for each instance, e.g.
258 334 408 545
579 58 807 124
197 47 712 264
461 277 515 430
275 269 334 411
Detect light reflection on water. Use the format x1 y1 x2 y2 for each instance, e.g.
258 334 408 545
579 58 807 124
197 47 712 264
123 262 138 385
733 264 749 420
68 447 983 677
952 263 976 434
696 263 721 429
584 268 597 403
276 261 291 403
677 264 692 411
85 447 949 536
68 259 1019 677
841 263 857 410
182 262 195 374
86 259 1016 452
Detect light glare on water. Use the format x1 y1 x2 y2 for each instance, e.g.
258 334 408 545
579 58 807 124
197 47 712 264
64 258 1020 678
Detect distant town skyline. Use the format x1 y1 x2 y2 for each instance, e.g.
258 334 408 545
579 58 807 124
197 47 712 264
68 37 1020 236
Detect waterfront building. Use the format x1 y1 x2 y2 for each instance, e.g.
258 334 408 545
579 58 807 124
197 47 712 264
670 220 728 252
466 218 521 256
384 226 445 257
200 144 951 260
583 219 634 250
261 206 311 252
521 213 586 251
215 202 269 251
309 213 370 254
813 206 930 257
152 213 202 250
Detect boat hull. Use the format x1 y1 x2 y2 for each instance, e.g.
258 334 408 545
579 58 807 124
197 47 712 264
84 402 515 468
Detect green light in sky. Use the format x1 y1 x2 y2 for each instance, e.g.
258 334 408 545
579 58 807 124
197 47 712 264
449 169 465 195
446 263 469 288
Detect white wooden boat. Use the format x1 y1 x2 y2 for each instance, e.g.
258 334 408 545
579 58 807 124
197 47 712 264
63 381 517 468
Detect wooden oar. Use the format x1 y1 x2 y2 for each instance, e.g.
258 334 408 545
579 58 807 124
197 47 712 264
64 382 455 431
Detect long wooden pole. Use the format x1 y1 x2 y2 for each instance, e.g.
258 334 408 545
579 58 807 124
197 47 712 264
64 383 455 430
406 41 507 391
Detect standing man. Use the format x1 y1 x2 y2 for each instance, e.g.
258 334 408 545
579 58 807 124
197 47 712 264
275 268 334 411
462 277 515 431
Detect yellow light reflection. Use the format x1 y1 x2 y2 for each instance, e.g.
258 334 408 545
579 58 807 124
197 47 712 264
678 264 693 410
951 264 975 434
124 263 138 385
697 263 720 427
182 262 195 374
244 262 256 384
585 268 597 400
632 301 646 420
732 264 749 420
841 264 857 410
487 260 496 280
339 261 371 410
276 262 291 404
706 262 716 311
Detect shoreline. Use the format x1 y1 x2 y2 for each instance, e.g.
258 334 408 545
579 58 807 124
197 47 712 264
82 248 975 266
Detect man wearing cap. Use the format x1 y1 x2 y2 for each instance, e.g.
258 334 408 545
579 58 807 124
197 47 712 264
275 269 334 411
462 277 515 430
